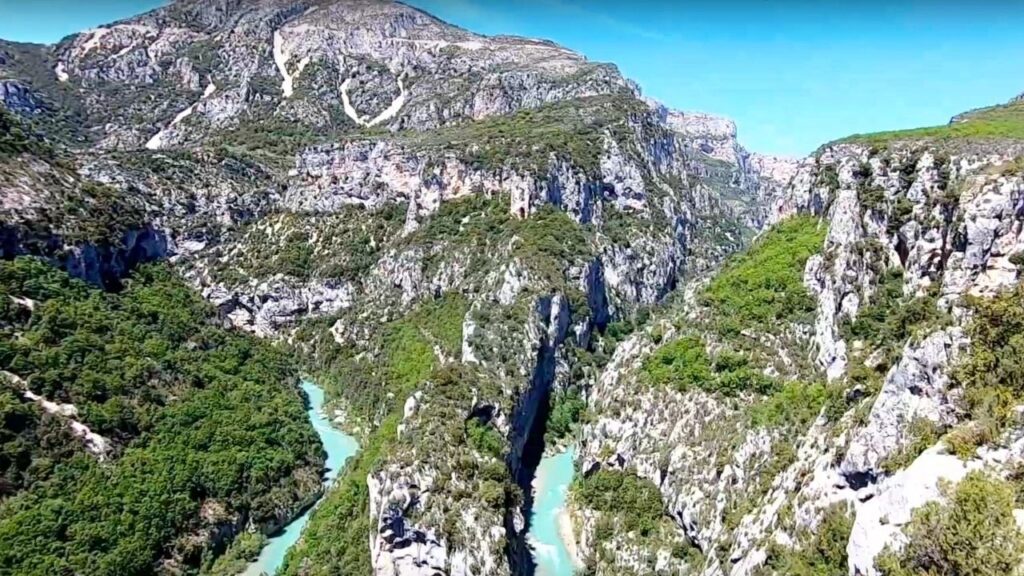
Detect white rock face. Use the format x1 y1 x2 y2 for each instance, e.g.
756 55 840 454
646 97 800 228
201 278 354 336
48 0 634 148
841 328 967 477
846 447 978 575
368 471 454 576
943 176 1024 303
806 198 858 379
283 131 678 226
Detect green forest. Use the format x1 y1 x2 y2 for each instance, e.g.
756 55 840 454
0 257 322 575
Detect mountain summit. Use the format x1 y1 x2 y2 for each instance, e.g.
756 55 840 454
10 0 628 150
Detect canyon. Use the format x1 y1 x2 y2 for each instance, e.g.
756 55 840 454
1 1 1024 576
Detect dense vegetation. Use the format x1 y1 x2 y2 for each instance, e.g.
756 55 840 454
701 215 825 336
1 109 146 248
839 100 1024 147
545 386 587 444
573 468 664 536
747 380 828 429
876 472 1024 576
642 335 777 396
840 269 949 371
402 193 597 291
399 92 644 176
0 258 321 575
200 532 267 576
309 292 469 429
0 107 51 159
217 205 406 284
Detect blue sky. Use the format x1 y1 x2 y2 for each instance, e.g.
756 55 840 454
2 0 1022 156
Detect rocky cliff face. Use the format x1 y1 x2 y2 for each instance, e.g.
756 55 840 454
572 118 1024 575
39 0 631 150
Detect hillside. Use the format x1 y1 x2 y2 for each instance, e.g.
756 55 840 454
839 93 1024 147
2 1 1024 576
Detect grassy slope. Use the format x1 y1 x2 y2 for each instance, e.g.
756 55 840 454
836 100 1024 146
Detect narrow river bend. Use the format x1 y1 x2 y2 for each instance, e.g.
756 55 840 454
242 380 359 576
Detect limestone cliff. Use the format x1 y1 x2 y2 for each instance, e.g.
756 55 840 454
572 101 1024 575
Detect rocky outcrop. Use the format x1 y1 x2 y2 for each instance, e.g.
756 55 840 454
841 328 967 478
0 80 45 115
647 97 800 228
845 447 973 575
0 222 169 290
201 277 354 337
571 137 1024 576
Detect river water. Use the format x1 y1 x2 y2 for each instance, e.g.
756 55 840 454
242 380 359 576
242 382 576 576
528 447 580 576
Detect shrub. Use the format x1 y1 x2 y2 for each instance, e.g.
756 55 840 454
642 336 712 391
465 418 505 459
879 417 942 474
955 284 1024 397
400 93 641 177
748 381 828 430
860 185 887 213
948 284 1024 448
816 164 840 190
875 472 1024 576
0 108 52 159
546 387 587 444
841 269 949 371
763 503 852 576
943 423 987 460
888 197 915 233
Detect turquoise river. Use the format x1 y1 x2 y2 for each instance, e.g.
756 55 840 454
242 380 577 576
529 447 580 576
242 380 359 576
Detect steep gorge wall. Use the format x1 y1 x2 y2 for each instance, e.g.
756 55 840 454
571 138 1024 576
